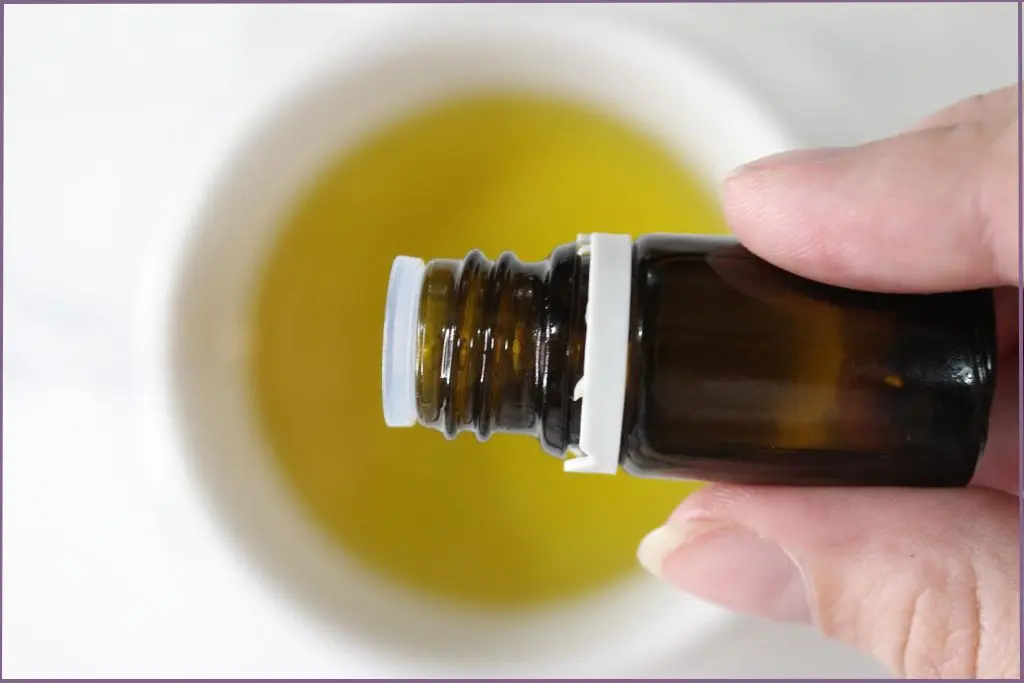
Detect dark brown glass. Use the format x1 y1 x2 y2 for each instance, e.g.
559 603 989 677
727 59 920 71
620 235 997 487
411 235 998 487
415 245 589 455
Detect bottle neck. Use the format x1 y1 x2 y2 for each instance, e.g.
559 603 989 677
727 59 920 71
414 244 589 456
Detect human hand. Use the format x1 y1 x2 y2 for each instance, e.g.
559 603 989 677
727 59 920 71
638 85 1020 678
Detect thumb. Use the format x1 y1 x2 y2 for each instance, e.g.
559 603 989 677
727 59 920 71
638 485 1020 678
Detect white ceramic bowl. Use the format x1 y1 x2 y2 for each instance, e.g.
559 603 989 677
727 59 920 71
139 7 796 677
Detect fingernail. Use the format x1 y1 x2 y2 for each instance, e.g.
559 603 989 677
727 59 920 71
726 146 848 179
637 520 812 624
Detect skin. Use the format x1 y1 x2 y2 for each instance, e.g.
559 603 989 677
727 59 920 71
637 85 1021 678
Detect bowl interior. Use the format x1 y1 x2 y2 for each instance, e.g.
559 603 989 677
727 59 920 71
167 14 794 676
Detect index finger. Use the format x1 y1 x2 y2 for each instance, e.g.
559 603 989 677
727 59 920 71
721 115 1018 292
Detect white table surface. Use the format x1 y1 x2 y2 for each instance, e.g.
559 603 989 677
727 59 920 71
2 3 1017 678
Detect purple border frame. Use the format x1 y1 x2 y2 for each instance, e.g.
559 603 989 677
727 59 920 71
0 1 1020 679
1012 0 1024 676
0 0 1018 3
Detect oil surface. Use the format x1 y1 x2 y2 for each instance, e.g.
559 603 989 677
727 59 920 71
250 93 724 609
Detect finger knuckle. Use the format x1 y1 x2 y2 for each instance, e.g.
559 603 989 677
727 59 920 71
817 551 1003 678
897 580 980 678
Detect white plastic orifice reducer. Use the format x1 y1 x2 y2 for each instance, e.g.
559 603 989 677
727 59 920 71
381 255 425 428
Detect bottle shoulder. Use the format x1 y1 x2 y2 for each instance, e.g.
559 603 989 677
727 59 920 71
634 232 739 259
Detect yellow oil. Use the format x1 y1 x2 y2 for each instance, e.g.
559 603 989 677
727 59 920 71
250 93 727 610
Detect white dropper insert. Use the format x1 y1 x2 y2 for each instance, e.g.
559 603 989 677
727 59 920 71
381 256 426 427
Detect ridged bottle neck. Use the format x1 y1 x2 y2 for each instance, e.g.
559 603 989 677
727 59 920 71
414 244 589 456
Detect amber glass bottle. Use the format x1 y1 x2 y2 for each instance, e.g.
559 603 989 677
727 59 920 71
381 233 997 487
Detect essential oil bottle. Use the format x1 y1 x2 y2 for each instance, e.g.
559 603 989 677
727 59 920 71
381 233 997 487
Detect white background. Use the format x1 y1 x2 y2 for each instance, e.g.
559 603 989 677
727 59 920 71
3 2 1018 677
